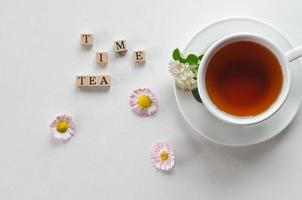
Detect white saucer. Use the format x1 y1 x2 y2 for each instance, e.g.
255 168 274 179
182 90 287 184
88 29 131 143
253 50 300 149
174 17 302 146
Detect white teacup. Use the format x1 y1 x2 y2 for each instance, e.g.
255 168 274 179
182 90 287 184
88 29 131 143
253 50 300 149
197 33 302 125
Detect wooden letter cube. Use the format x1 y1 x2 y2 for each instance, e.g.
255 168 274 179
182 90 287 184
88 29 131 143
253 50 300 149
133 50 146 63
76 75 88 87
96 52 108 64
80 33 93 45
76 75 111 88
114 39 127 53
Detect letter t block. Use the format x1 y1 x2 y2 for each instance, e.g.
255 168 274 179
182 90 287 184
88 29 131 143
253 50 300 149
81 33 93 46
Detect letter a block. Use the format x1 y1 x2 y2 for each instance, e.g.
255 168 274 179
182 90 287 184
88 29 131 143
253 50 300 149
114 39 127 53
80 33 93 46
76 75 111 88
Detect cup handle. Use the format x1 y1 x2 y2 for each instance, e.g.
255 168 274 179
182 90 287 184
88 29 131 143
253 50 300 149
286 46 302 62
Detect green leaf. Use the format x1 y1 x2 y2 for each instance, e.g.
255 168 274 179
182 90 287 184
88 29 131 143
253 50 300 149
186 54 199 65
192 88 202 103
172 48 186 63
198 54 204 60
172 48 181 60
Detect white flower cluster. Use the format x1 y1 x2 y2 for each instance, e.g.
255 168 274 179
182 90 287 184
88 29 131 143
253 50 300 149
168 60 197 91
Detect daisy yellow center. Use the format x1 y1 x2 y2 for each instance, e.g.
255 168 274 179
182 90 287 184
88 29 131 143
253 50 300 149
160 151 169 161
137 95 152 108
56 120 69 133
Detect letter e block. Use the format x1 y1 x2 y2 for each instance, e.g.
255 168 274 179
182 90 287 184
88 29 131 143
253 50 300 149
133 50 146 63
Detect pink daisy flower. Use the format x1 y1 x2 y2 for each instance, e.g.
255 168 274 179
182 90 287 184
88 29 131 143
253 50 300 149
130 88 159 116
150 142 176 171
49 114 75 141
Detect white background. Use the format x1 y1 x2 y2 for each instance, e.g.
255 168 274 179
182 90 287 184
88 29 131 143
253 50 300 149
1 0 302 199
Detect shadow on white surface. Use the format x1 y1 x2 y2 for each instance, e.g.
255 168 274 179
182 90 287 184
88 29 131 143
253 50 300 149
173 99 301 183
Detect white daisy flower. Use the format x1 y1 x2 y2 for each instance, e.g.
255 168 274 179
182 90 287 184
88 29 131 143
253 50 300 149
130 88 159 116
49 114 75 141
150 142 176 171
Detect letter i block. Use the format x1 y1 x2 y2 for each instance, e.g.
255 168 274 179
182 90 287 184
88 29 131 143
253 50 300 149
80 33 93 45
114 39 127 53
133 50 146 63
96 52 108 64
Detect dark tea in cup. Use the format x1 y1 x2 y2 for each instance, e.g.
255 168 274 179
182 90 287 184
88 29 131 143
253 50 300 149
205 41 283 116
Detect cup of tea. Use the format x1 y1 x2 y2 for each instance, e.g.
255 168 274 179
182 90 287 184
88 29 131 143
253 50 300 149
197 33 302 125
